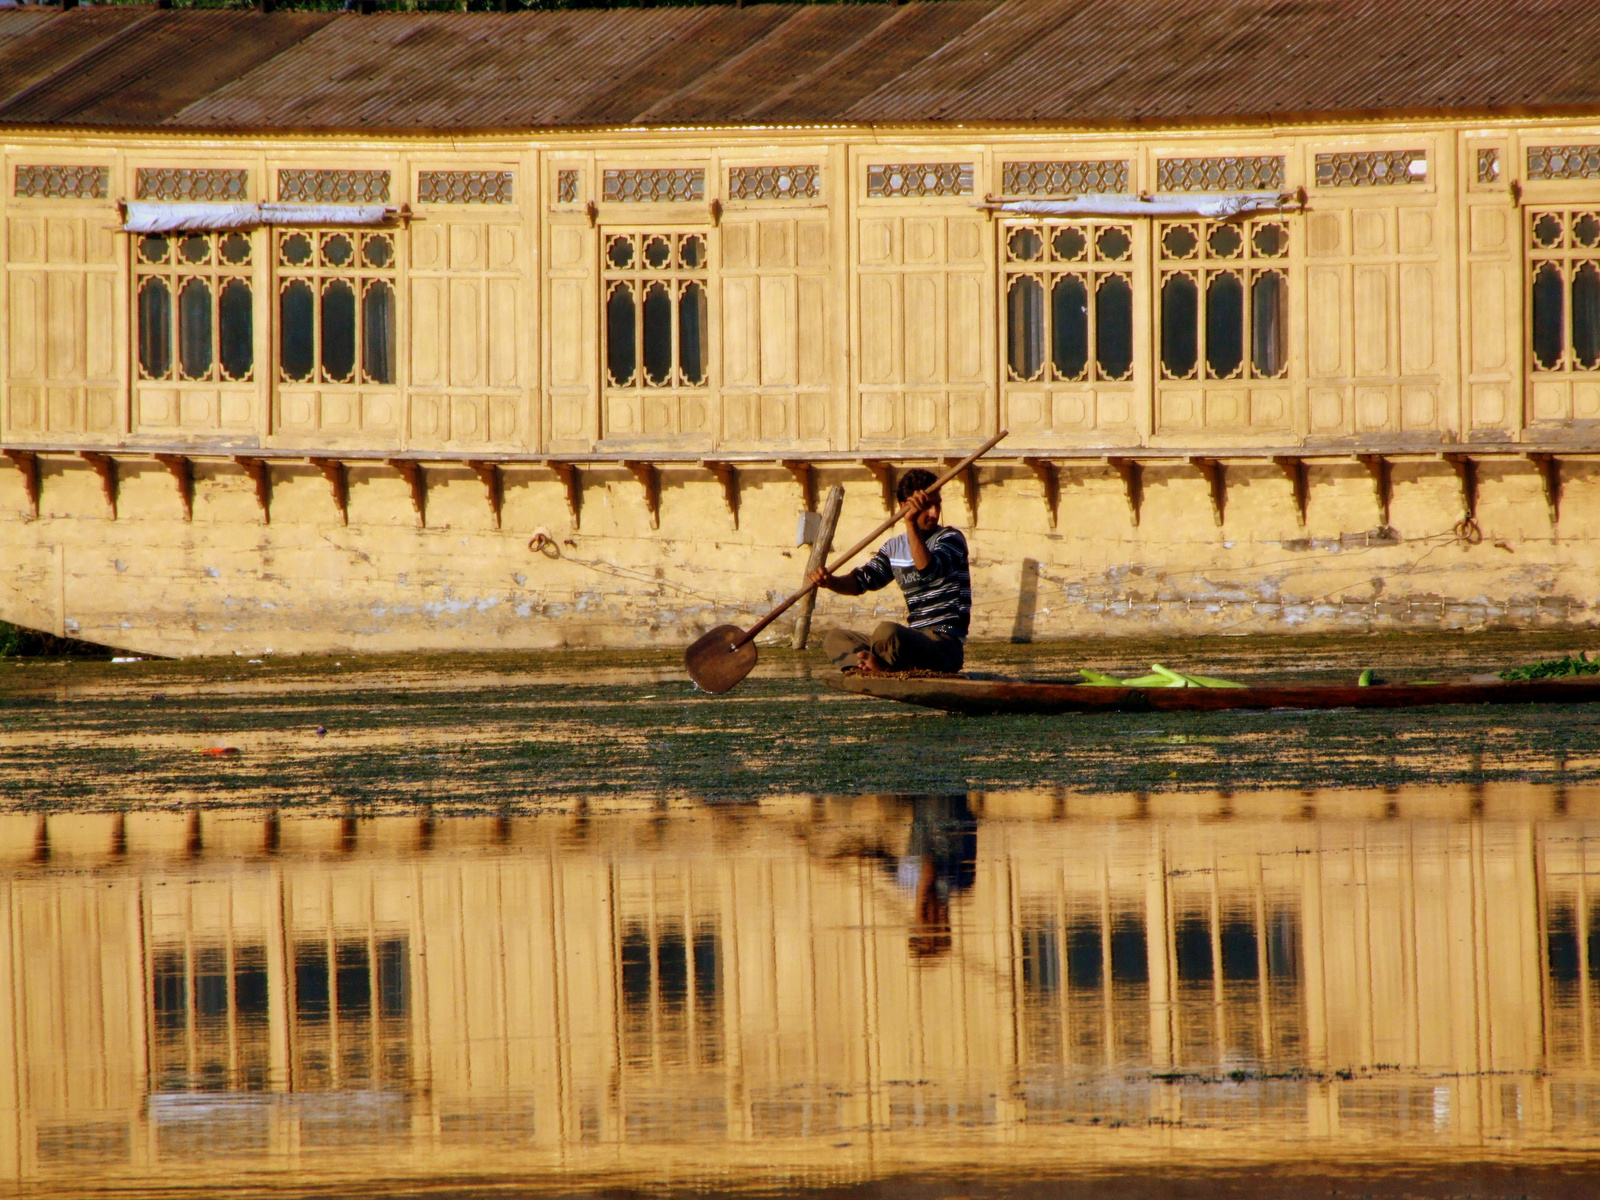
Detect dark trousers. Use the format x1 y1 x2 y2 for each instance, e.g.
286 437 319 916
822 622 964 673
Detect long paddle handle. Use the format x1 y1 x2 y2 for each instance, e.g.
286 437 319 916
730 430 1008 650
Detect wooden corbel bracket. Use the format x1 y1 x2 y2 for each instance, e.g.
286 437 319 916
1271 455 1309 527
861 459 896 515
780 459 815 512
1189 457 1226 527
549 462 581 530
1106 456 1142 527
79 451 117 519
1441 453 1478 524
233 456 271 525
623 461 660 530
1526 452 1561 525
153 453 193 522
3 449 39 518
466 460 503 530
387 459 426 528
701 461 739 530
1022 457 1059 529
1357 454 1392 529
309 457 349 526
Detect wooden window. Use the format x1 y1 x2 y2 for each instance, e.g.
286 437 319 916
1003 221 1134 384
602 231 709 390
1158 218 1288 381
276 230 396 386
135 231 254 383
1527 209 1600 373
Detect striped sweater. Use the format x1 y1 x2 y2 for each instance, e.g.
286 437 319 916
849 526 971 638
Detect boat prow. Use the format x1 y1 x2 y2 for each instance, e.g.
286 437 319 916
820 669 1600 716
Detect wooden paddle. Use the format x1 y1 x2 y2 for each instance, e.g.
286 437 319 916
685 431 1009 694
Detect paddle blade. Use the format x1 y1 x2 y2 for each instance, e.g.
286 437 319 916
685 624 758 694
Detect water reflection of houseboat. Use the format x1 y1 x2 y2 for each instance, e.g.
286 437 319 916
0 794 1595 1185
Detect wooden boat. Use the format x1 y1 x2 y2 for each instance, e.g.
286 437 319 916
821 669 1600 716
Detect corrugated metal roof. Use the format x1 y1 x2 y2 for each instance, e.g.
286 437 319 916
1 1 1599 133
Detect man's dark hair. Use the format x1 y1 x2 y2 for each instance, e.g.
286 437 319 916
896 467 939 504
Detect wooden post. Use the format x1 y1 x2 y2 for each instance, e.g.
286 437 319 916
792 484 844 651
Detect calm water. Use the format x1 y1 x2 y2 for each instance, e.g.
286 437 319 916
7 635 1600 1196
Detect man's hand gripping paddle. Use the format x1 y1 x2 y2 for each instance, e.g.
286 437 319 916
685 431 1008 694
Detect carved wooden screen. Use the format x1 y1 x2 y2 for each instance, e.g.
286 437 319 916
1000 220 1138 444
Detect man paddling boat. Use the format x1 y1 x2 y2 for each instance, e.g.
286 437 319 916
809 468 971 675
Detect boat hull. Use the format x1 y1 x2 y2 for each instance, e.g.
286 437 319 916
821 671 1600 715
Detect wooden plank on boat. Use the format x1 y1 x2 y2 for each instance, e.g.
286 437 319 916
820 670 1600 716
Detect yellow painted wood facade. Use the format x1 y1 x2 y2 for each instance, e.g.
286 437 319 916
5 119 1600 652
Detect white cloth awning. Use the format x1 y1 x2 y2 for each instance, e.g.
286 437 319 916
978 193 1298 220
122 202 395 234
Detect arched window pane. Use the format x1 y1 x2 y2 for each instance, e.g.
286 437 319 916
137 277 172 380
1205 272 1244 379
320 278 357 384
279 279 315 383
1160 273 1198 378
1049 274 1088 380
641 282 673 386
362 279 395 384
1095 273 1134 381
605 282 635 386
1006 275 1044 381
218 279 253 382
1573 263 1600 370
1251 270 1287 377
679 281 707 386
1533 261 1565 370
177 278 213 381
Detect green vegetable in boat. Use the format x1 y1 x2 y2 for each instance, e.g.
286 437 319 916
1358 669 1374 686
1499 654 1600 681
1079 664 1247 689
1181 672 1248 689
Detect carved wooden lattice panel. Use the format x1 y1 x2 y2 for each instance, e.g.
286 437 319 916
1002 160 1127 196
556 169 580 204
135 168 249 202
866 163 973 199
1527 146 1600 181
1477 149 1502 185
417 170 514 204
1157 156 1284 192
14 165 108 199
602 169 704 203
727 165 819 201
602 230 712 442
1314 151 1426 188
277 169 390 204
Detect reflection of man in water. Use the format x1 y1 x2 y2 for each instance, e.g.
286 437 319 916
898 795 977 959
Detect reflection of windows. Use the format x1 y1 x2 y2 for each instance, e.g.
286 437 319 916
602 231 708 389
618 917 720 1069
1003 222 1134 384
276 229 395 386
149 940 271 1093
1158 219 1288 381
291 935 410 1091
1528 209 1600 372
1538 889 1600 1070
1018 897 1302 1071
136 231 253 383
